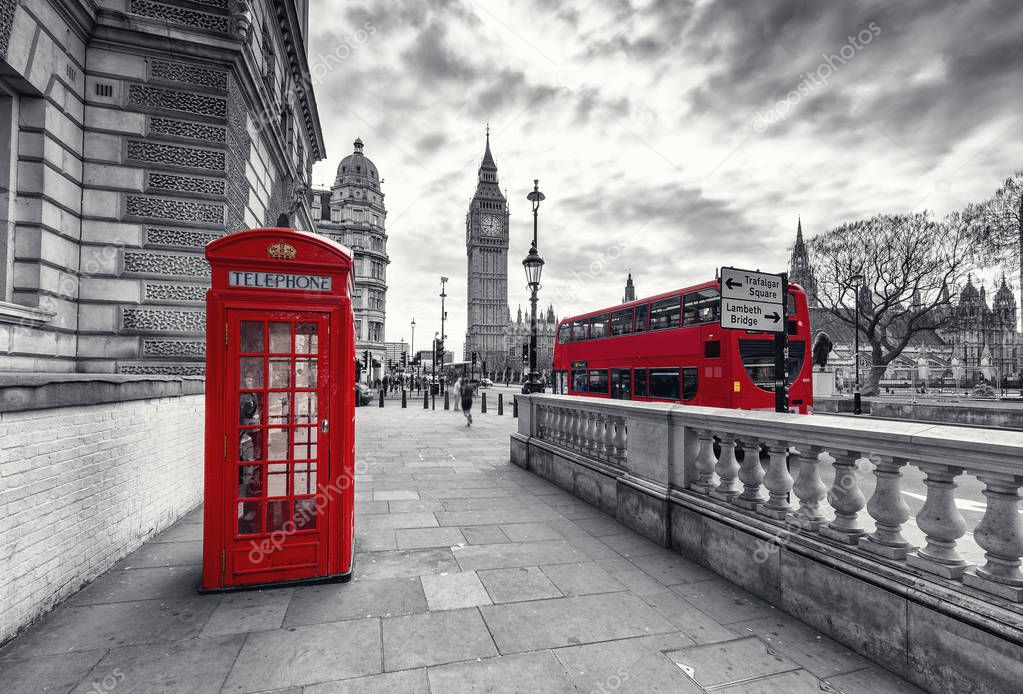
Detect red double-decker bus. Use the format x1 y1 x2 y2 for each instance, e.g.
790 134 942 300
551 280 813 413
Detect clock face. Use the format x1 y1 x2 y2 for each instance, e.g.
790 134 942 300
480 214 502 235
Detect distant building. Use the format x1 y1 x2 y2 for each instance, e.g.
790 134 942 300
0 0 325 374
504 304 557 382
311 138 389 382
464 128 511 374
790 221 1022 385
622 272 636 303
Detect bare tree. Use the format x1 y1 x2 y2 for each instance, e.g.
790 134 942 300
809 213 974 395
963 171 1023 321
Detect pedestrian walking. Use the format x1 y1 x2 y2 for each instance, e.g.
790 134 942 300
459 376 475 426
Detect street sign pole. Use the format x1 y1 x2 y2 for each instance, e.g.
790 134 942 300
774 273 789 413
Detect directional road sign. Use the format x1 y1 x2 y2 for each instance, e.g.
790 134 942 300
719 267 786 333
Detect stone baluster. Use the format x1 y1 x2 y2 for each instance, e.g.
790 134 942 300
587 412 601 456
735 439 767 510
757 442 794 519
690 431 719 495
820 451 867 544
906 463 970 579
552 408 565 444
535 405 546 439
612 417 627 462
963 473 1023 602
788 447 828 530
710 435 742 501
568 409 580 448
594 413 609 458
601 415 616 461
859 456 914 559
581 411 596 454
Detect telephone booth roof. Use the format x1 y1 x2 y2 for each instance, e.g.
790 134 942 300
206 227 353 294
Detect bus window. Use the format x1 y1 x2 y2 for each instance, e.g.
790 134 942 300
611 369 631 399
611 308 633 336
558 371 569 394
684 288 720 325
739 340 807 388
649 367 680 399
589 369 609 394
589 313 609 339
572 369 588 392
786 292 796 316
634 304 648 332
558 324 571 344
649 297 681 330
634 368 648 397
682 368 698 401
572 320 587 341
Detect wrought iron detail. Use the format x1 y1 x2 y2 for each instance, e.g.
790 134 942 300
128 84 227 119
150 59 228 92
124 251 210 277
148 172 225 196
126 195 224 225
143 339 206 357
127 140 225 172
128 0 229 33
122 307 206 333
149 117 226 144
145 282 207 303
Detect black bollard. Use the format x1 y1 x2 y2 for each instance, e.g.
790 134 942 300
481 393 487 413
402 389 407 408
444 391 450 410
512 395 518 418
379 389 384 407
423 390 429 409
498 393 503 415
432 393 436 410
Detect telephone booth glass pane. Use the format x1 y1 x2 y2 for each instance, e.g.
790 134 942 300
241 321 264 352
232 315 328 547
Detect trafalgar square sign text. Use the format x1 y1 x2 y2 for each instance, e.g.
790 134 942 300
719 267 786 333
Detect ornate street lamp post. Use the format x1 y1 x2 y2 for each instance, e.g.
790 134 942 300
850 273 864 414
439 277 448 388
523 179 546 394
410 317 416 388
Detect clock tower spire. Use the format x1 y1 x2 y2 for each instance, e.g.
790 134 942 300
465 127 511 374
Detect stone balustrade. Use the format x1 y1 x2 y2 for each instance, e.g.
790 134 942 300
517 395 1023 604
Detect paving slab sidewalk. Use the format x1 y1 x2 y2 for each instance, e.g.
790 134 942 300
0 404 925 693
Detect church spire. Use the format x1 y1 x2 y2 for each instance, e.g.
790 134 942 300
788 217 817 307
623 270 636 303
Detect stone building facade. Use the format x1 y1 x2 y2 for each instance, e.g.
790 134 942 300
464 130 511 374
0 0 324 375
504 303 557 381
311 138 388 380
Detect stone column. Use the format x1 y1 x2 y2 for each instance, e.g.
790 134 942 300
735 439 766 510
859 456 915 559
710 435 741 501
906 463 970 579
819 451 867 544
690 431 718 495
757 442 794 519
963 473 1023 601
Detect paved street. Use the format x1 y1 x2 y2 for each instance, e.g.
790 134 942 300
0 403 925 693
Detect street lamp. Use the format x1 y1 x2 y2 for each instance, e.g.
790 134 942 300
439 277 448 388
523 179 546 394
850 273 864 414
410 317 416 389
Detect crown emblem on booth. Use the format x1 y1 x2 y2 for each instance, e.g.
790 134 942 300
267 241 297 259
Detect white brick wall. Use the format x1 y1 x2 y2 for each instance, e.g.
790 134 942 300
0 394 204 644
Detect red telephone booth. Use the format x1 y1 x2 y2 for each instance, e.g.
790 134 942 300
201 228 355 591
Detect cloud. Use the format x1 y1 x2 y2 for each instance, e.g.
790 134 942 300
306 0 1023 355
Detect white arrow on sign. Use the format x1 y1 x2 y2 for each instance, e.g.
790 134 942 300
721 267 784 304
721 298 785 333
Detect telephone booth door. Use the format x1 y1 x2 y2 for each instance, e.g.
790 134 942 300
229 310 331 585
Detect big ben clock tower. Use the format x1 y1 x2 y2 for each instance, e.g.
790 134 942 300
465 128 511 375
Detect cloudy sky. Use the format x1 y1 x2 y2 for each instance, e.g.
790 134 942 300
307 0 1023 355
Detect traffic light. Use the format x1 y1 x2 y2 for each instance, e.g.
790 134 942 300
483 359 487 375
521 344 528 363
402 351 407 367
472 352 478 366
